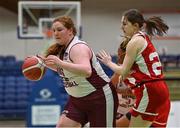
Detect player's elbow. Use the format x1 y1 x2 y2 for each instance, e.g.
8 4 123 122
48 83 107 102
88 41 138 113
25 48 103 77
85 68 92 77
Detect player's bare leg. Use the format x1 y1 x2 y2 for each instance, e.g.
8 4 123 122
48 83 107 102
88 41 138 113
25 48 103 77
129 115 152 127
56 114 81 128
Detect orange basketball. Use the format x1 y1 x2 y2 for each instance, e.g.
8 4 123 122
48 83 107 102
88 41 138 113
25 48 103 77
22 56 46 81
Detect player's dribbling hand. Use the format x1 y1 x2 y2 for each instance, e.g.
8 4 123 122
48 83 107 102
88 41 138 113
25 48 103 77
97 50 112 66
36 54 45 61
44 55 63 71
37 54 62 71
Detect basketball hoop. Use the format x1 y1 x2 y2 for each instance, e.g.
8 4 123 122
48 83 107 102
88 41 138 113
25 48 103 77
43 28 53 39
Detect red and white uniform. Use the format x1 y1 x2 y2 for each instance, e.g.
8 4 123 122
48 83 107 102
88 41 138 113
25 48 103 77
124 31 170 126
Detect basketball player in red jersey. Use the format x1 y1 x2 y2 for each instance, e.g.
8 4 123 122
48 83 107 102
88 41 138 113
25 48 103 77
41 16 118 127
112 38 169 127
98 9 170 127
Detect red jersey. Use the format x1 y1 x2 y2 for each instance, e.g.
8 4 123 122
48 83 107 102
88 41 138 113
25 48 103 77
124 31 170 125
125 31 164 87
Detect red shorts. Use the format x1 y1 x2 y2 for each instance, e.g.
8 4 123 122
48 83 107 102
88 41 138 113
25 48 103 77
130 81 170 125
152 99 171 127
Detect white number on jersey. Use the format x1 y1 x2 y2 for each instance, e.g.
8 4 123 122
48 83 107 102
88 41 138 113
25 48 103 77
149 52 162 76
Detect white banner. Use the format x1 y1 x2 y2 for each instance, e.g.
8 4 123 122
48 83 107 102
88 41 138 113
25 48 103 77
32 105 60 125
167 101 180 127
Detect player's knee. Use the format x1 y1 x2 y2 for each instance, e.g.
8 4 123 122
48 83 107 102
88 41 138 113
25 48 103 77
56 119 65 127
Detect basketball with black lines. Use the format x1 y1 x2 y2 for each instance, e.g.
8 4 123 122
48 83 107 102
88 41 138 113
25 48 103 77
22 56 46 81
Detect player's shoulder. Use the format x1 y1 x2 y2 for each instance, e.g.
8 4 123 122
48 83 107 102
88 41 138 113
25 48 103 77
70 42 92 58
131 34 145 43
71 42 90 50
128 34 146 50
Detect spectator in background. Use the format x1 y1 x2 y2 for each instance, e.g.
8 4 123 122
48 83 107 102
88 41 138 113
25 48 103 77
98 9 170 127
40 16 118 127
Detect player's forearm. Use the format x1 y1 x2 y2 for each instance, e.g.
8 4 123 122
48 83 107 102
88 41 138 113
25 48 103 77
58 61 92 77
107 61 127 76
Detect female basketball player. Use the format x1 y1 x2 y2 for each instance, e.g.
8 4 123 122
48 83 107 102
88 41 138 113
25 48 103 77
98 9 171 127
112 37 170 127
41 16 118 127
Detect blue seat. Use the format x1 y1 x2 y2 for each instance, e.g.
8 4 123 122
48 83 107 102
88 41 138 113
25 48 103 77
0 56 5 61
16 76 28 86
5 55 16 61
0 76 4 82
159 55 177 63
4 81 16 87
176 55 180 67
16 93 29 101
4 87 16 94
0 81 4 88
0 61 3 67
4 93 16 101
16 100 28 109
4 76 16 82
0 67 8 76
16 85 29 93
0 56 5 67
4 55 16 66
27 81 35 86
0 93 4 101
4 76 16 87
0 87 3 94
3 101 16 109
0 100 4 109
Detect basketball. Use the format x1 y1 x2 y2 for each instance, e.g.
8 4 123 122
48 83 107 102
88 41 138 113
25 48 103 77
22 55 46 81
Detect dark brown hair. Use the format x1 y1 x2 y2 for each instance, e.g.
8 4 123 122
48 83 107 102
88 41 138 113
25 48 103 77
118 37 130 64
123 9 169 36
45 16 77 58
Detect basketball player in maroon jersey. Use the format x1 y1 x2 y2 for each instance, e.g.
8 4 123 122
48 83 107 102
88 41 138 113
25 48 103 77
41 16 118 127
98 9 170 127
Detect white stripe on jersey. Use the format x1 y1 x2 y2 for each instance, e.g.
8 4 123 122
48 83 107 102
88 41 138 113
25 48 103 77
91 52 110 82
135 54 150 76
103 84 114 127
135 40 151 76
137 85 149 112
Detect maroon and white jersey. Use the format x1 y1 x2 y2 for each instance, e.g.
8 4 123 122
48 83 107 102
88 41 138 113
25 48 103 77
125 31 164 87
117 82 135 115
59 36 110 97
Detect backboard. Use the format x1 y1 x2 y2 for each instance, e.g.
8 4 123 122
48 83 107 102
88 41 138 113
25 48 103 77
18 1 81 39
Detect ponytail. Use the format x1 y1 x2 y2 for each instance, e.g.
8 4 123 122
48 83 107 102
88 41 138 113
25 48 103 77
123 9 169 37
145 16 169 36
